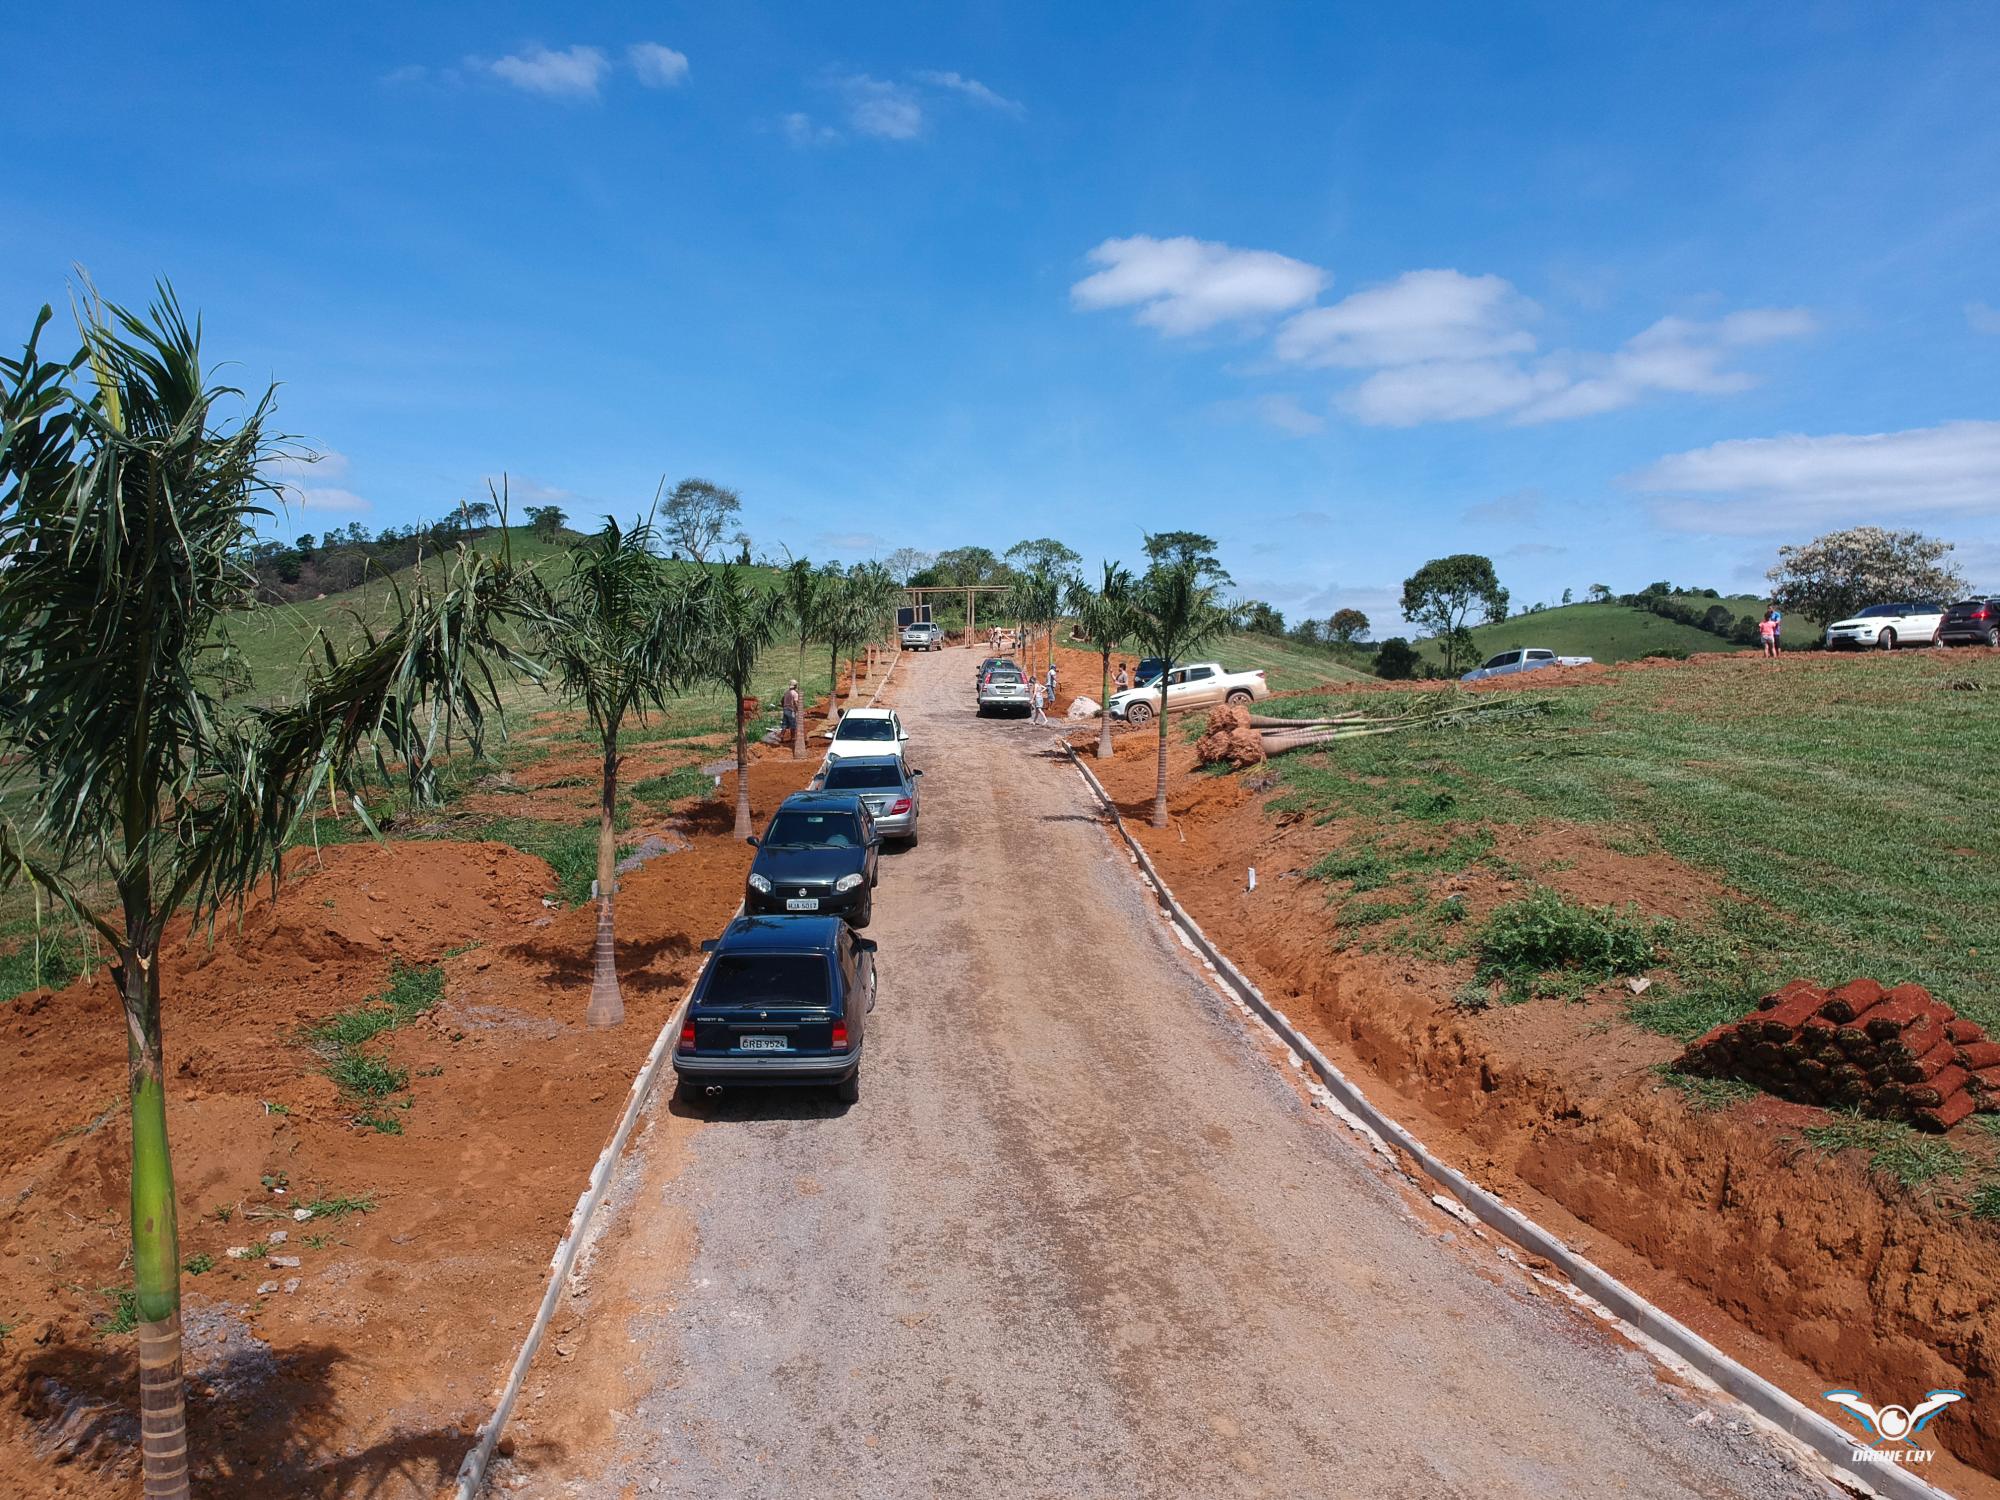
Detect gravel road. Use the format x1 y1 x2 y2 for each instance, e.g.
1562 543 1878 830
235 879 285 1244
527 645 1836 1500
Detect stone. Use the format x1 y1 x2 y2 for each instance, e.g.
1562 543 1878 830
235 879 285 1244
256 1280 279 1295
268 1255 301 1269
282 1278 300 1295
267 1230 288 1246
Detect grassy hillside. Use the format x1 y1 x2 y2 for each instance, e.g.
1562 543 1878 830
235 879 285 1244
1217 632 1374 690
1414 595 1805 669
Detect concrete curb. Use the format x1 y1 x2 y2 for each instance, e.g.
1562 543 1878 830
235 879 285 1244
1058 737 1953 1500
454 647 904 1498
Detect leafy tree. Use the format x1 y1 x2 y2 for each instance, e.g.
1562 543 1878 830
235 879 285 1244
1374 637 1420 680
1767 526 1967 627
733 531 752 566
1126 561 1230 826
661 476 741 563
1005 537 1082 581
525 503 569 540
1142 529 1232 585
1587 583 1611 603
779 557 823 759
532 520 710 1028
926 545 1011 587
882 546 935 584
1066 562 1134 759
1560 587 1573 606
1328 607 1370 644
1234 599 1286 636
1289 617 1325 646
1401 554 1508 674
296 531 316 553
460 497 495 529
0 288 533 1500
699 566 789 838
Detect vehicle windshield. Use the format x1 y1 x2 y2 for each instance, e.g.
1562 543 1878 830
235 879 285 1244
762 810 862 846
823 764 904 791
833 716 897 741
1857 605 1905 618
702 953 830 1008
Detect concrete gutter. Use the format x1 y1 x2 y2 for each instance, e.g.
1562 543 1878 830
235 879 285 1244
1058 737 1954 1500
453 651 903 1498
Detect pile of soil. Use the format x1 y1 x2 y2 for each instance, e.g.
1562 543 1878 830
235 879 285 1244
1074 723 2000 1485
0 751 819 1497
1681 979 1998 1131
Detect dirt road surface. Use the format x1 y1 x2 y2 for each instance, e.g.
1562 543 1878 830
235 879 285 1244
518 646 1836 1499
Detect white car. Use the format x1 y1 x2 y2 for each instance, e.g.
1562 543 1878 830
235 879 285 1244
1106 662 1269 726
821 706 909 767
1823 603 1945 651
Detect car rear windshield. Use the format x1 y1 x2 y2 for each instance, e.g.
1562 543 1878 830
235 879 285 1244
834 717 896 741
986 671 1022 684
702 953 830 1008
763 810 862 846
823 764 903 790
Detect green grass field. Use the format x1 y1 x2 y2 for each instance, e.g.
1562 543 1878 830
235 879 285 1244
1260 650 2000 1039
1215 632 1374 691
1414 595 1811 669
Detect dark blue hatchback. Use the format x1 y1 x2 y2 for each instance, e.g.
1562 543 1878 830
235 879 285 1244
673 915 877 1103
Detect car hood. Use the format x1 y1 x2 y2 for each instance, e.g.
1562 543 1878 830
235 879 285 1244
1826 617 1881 630
752 845 866 884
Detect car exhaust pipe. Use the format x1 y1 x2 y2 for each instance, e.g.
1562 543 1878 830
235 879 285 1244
704 1085 724 1100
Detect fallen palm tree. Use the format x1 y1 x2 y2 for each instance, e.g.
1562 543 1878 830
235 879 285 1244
1198 696 1551 767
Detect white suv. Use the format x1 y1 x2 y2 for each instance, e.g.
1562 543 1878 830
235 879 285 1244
1823 603 1945 651
821 707 909 767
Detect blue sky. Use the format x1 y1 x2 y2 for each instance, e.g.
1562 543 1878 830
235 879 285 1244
5 2 1998 629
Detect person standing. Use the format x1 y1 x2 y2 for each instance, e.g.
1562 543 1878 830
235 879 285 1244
1046 660 1059 705
1759 612 1779 659
1770 605 1783 648
1028 676 1048 726
1114 662 1130 693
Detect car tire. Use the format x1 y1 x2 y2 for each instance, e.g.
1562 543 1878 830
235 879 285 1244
1875 628 1896 650
1124 701 1154 726
904 819 919 848
672 1077 703 1107
835 1070 860 1105
1226 690 1253 706
854 895 873 929
1988 626 2000 648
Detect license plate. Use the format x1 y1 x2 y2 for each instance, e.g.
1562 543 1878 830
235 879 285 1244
739 1035 789 1052
785 897 819 910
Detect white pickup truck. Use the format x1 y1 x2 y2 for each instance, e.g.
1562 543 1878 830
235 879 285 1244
1106 662 1270 725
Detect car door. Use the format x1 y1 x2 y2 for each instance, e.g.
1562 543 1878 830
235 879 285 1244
1481 651 1522 678
1523 649 1556 673
1179 665 1220 708
858 805 879 886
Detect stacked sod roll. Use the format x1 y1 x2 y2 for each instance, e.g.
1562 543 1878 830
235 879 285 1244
1677 979 2000 1133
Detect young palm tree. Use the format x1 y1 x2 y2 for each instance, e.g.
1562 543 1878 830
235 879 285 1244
533 520 710 1028
1127 560 1230 827
1067 562 1134 759
700 565 790 838
779 556 822 759
0 288 532 1500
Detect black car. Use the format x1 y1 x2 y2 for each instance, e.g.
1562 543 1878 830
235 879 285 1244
673 915 876 1102
1940 597 2000 648
745 793 878 926
1134 657 1166 686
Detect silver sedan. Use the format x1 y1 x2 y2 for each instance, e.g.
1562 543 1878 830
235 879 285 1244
815 754 923 844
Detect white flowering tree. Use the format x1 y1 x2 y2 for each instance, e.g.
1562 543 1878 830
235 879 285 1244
1767 526 1967 626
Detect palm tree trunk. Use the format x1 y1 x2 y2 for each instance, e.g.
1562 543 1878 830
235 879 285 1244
1097 645 1113 759
123 923 189 1500
733 687 753 838
1151 687 1171 828
793 644 807 760
586 737 623 1028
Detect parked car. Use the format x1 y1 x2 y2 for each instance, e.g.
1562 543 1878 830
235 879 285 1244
1106 662 1268 726
975 655 1019 691
816 754 922 843
744 792 879 926
977 667 1031 716
1823 602 1946 651
822 706 909 767
1938 598 2000 648
673 915 876 1104
1133 657 1166 686
900 621 944 651
1460 648 1594 683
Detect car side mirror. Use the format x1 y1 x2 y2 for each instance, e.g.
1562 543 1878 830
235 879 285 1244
853 937 878 953
898 731 909 741
910 767 923 776
698 938 718 953
744 835 759 847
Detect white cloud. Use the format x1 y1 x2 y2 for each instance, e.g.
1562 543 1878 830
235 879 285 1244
1342 359 1566 427
782 111 841 147
1255 395 1324 436
839 75 924 140
482 44 610 98
1071 235 1326 336
280 487 373 516
1513 309 1816 423
627 42 689 88
1969 301 2000 336
1277 270 1536 368
1630 420 2000 534
818 530 887 553
915 69 1024 115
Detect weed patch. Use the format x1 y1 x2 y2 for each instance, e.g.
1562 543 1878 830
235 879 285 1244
95 1286 141 1336
308 961 443 1129
633 765 710 806
1475 888 1659 1002
0 927 100 1002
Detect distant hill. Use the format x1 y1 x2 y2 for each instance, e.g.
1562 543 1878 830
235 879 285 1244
1413 594 1810 670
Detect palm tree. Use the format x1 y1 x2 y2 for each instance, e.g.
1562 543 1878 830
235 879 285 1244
700 566 789 838
778 556 822 759
0 287 532 1500
846 561 900 691
1067 562 1133 759
1005 566 1060 681
1126 560 1230 827
533 520 710 1028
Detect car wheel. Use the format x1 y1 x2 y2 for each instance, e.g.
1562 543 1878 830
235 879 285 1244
1988 626 2000 648
905 819 919 848
1125 701 1154 726
672 1076 703 1107
1226 690 1253 706
854 895 873 929
1933 627 1944 648
835 1070 860 1105
1877 629 1897 651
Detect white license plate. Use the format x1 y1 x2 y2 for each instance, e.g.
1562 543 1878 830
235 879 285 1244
738 1035 790 1052
785 897 819 910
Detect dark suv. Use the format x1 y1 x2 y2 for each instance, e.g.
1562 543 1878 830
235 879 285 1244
1940 598 2000 648
673 915 876 1102
744 793 878 926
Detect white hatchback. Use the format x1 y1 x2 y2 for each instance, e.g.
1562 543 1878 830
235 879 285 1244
821 706 909 767
1823 603 1945 651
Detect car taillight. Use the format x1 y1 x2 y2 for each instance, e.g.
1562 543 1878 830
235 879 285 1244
888 797 912 815
1973 607 1993 620
831 1021 849 1051
678 1018 696 1052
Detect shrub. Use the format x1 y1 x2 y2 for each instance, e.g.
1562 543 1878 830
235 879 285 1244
1475 889 1658 998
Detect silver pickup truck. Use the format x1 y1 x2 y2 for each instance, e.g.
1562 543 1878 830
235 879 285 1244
1460 648 1592 683
899 622 944 651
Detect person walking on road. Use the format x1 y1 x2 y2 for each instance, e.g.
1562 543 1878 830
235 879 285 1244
1028 676 1048 726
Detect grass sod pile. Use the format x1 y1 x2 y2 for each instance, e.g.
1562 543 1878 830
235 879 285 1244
1261 651 2000 1039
